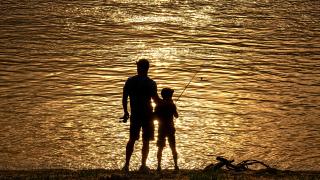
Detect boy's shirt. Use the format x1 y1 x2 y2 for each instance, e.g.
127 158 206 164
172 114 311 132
155 99 178 128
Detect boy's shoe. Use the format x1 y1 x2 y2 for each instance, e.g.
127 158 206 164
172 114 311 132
139 165 151 174
122 165 129 173
174 165 179 173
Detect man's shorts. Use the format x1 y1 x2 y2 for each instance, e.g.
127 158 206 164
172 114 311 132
130 119 154 141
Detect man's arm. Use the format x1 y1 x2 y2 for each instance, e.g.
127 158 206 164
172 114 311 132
152 93 160 105
151 81 160 105
122 91 129 115
121 82 130 122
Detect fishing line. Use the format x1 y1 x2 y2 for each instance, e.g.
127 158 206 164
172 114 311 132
175 61 207 103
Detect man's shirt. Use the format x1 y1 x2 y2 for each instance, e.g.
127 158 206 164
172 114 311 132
124 75 157 117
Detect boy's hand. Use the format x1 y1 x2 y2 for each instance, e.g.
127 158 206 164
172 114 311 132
120 112 129 123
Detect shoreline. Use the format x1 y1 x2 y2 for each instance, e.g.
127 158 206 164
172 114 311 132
1 168 319 179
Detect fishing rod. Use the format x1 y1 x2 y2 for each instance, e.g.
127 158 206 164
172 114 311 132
175 61 206 103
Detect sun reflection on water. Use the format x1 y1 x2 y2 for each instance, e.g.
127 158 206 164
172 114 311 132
0 0 319 171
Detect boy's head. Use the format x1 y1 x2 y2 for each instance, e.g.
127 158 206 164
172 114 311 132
161 88 174 100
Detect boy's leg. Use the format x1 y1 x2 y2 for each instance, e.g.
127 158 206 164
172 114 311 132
157 146 164 171
156 130 165 171
168 135 178 170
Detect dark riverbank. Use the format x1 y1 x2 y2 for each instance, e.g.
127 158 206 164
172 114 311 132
1 168 319 180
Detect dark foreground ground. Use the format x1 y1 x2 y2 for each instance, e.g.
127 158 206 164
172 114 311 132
0 168 319 180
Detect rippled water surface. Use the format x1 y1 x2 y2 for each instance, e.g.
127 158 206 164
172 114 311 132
0 0 319 171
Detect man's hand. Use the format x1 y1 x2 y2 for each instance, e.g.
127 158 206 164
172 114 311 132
120 112 129 123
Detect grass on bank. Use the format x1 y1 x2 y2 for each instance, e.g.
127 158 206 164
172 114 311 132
1 168 320 180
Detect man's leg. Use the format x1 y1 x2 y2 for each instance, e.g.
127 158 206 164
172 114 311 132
139 119 154 173
141 120 154 168
141 139 149 167
123 138 135 171
124 120 140 172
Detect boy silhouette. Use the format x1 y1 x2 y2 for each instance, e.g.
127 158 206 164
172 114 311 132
154 88 179 172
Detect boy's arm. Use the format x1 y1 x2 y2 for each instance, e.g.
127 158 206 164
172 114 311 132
173 104 179 118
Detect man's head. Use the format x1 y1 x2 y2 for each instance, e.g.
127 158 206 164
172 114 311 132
161 88 174 100
136 59 149 76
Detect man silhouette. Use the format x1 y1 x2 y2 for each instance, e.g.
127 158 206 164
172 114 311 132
121 59 159 172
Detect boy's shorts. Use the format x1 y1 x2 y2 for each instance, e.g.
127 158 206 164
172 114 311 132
157 126 176 148
130 120 154 141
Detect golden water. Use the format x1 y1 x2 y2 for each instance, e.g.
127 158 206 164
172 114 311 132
0 0 319 171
